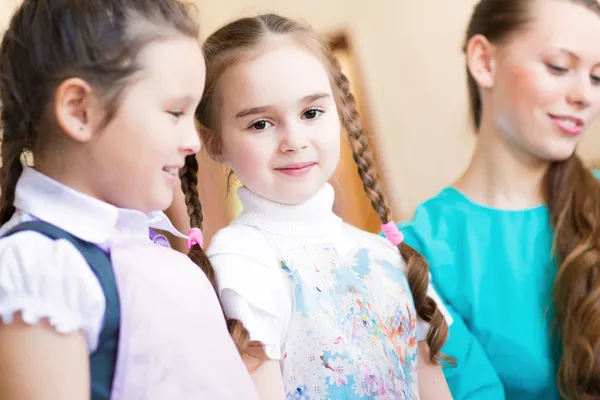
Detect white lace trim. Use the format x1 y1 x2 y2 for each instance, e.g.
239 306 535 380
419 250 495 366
0 299 99 352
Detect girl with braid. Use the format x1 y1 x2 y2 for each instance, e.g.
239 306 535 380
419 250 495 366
0 1 257 399
398 1 600 399
194 13 453 400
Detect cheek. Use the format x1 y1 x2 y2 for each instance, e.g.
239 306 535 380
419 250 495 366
226 136 270 172
135 120 173 160
589 89 600 117
237 147 261 169
323 135 341 164
503 66 562 112
95 119 140 165
320 116 341 160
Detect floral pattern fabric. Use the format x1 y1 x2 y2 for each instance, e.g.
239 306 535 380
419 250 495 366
279 243 420 400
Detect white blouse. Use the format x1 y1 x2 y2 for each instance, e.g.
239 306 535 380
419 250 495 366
0 167 186 352
208 183 452 360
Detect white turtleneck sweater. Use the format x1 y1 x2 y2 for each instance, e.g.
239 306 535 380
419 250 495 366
208 184 451 362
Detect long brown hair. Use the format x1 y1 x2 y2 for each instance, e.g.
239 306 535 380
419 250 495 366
465 1 600 397
193 13 450 363
179 154 251 353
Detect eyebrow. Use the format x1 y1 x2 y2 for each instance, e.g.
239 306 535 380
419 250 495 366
556 48 578 59
173 95 196 103
165 95 197 108
555 48 600 67
303 92 330 103
235 92 331 118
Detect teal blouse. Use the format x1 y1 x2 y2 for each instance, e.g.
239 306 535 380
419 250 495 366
398 171 600 400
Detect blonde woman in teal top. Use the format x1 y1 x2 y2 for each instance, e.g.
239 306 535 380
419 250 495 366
397 0 600 399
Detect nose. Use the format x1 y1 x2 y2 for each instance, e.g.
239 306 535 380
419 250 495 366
279 122 309 153
180 120 201 155
566 74 593 110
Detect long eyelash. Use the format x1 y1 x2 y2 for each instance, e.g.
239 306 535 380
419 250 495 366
547 64 568 73
247 119 271 130
303 107 325 118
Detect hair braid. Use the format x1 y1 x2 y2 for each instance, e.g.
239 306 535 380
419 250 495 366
0 140 24 225
330 55 451 363
179 153 252 354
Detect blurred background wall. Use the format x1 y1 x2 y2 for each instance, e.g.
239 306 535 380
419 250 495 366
1 0 600 247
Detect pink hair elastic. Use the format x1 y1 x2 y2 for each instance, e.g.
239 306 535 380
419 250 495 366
186 227 204 250
381 221 404 246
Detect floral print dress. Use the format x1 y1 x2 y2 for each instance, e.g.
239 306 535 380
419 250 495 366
279 243 420 400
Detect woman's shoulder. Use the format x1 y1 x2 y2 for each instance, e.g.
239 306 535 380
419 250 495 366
398 186 551 254
395 188 469 253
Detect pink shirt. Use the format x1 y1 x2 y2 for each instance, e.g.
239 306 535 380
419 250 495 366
0 167 258 399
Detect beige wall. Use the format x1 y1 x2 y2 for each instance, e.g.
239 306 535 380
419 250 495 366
1 0 599 219
0 0 18 32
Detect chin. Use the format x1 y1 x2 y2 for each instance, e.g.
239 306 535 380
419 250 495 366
147 193 174 213
548 142 578 161
527 135 577 162
536 148 576 162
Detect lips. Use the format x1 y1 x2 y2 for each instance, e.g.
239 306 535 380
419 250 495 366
274 162 316 177
548 114 584 137
276 162 316 170
162 165 183 177
162 166 180 175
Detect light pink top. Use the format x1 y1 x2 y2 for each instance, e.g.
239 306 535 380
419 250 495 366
0 167 258 399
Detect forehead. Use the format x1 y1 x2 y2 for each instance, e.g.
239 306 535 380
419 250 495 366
504 1 600 61
136 36 206 95
217 42 334 113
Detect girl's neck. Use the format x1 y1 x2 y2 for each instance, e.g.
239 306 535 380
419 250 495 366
454 119 549 210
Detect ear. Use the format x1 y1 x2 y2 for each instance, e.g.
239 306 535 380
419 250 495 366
54 78 95 142
200 126 227 164
466 34 497 89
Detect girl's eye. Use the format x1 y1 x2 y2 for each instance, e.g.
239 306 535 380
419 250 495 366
302 108 323 120
249 120 272 131
169 111 184 118
546 64 568 74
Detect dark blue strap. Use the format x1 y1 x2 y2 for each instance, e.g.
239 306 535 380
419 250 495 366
2 221 119 400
